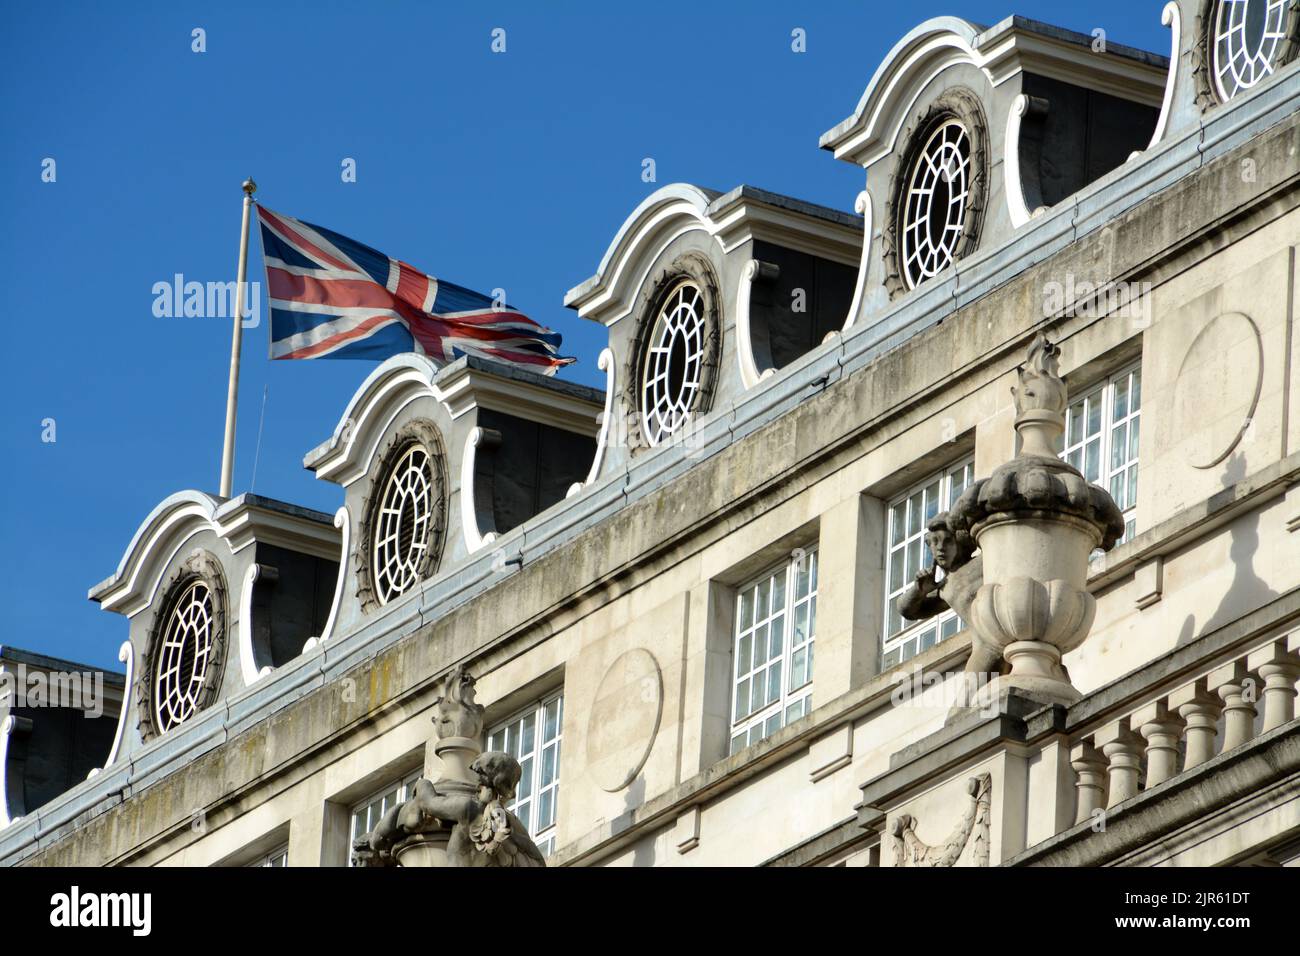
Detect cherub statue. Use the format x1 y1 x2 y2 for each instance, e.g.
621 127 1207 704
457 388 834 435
351 751 546 867
897 513 1001 675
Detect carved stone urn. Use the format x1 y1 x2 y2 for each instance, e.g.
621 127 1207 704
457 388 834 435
949 335 1125 704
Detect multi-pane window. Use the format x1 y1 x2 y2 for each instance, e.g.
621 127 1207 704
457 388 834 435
729 548 818 756
1059 364 1141 543
487 693 563 857
883 459 975 670
348 770 421 866
249 845 288 868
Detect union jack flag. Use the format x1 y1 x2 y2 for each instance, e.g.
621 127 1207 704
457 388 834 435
255 205 574 373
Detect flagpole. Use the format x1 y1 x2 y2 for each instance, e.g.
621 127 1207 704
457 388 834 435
219 177 257 499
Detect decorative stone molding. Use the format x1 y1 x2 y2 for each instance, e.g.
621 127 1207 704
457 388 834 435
354 418 447 614
1134 555 1164 610
1170 312 1262 470
460 426 502 553
882 87 989 299
303 506 350 653
352 666 546 868
586 648 663 792
889 772 992 866
567 347 617 497
1132 2 1182 156
1004 93 1050 227
840 190 873 332
673 806 702 854
237 563 276 686
0 715 25 828
87 640 134 779
735 259 780 390
623 252 722 454
137 549 230 743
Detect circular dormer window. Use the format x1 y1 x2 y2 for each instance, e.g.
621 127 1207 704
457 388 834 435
1210 0 1292 101
371 442 437 605
884 89 987 299
899 118 972 289
140 551 229 741
640 280 707 447
153 581 217 733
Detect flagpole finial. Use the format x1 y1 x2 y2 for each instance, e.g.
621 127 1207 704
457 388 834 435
242 177 257 196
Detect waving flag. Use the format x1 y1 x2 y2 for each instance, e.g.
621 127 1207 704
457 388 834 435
255 206 573 373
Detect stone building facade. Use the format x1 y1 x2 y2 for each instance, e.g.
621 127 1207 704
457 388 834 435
3 5 1300 867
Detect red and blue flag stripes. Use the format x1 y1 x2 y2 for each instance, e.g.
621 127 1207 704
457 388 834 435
255 205 574 373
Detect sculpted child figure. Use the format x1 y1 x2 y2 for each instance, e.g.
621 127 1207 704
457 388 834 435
897 513 1001 676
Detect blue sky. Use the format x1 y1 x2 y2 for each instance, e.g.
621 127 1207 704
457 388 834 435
0 1 1167 670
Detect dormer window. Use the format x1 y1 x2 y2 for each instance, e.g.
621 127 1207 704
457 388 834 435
628 256 720 451
887 89 986 296
1210 0 1291 102
153 581 217 732
641 281 707 447
141 552 229 740
900 118 973 289
372 442 438 606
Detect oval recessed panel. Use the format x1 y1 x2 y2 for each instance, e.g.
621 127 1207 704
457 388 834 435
585 648 662 793
1171 311 1262 470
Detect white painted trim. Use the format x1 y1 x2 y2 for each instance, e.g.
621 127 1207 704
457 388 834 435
461 427 500 554
238 564 274 686
736 261 778 390
822 17 1167 167
303 506 350 653
563 184 723 327
567 347 617 497
0 715 18 828
1132 2 1181 159
841 190 874 333
821 19 986 164
1005 94 1048 228
92 491 224 617
87 640 134 780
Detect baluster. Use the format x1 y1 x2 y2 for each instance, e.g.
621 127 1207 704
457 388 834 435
1247 639 1300 732
1070 740 1107 825
1096 720 1144 808
1209 660 1258 752
1133 700 1184 787
1170 677 1222 769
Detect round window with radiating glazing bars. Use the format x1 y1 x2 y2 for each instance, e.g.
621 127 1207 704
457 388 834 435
1211 0 1290 101
152 580 217 733
640 281 706 447
899 118 972 289
371 443 436 605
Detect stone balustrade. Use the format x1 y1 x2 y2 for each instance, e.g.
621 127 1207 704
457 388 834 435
1068 630 1300 826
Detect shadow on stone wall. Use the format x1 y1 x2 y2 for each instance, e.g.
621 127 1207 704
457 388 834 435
1175 451 1278 647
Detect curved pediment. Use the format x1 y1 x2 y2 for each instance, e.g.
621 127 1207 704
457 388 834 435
564 183 721 327
820 17 986 167
303 353 443 488
88 490 225 618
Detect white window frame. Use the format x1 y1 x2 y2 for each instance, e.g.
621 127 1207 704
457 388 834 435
1059 362 1141 544
347 770 421 867
487 692 563 857
249 845 288 868
883 458 975 670
728 547 818 756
